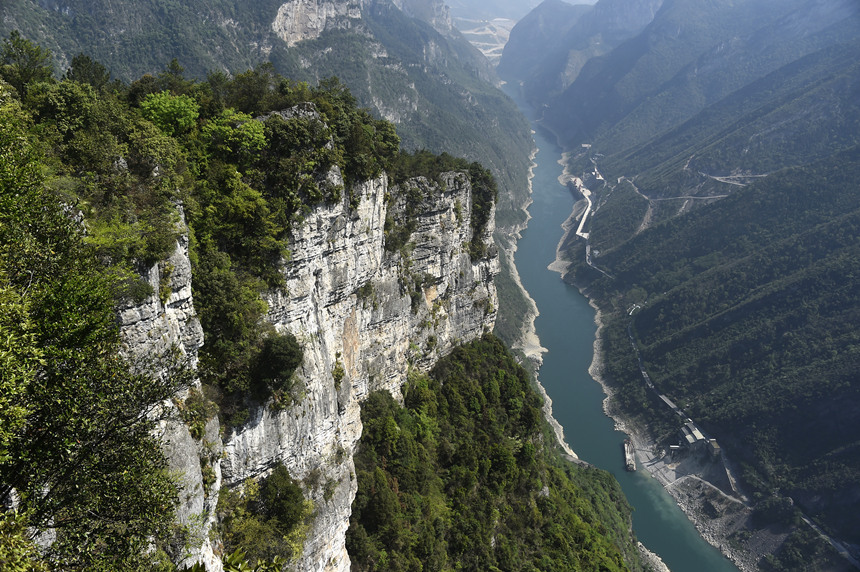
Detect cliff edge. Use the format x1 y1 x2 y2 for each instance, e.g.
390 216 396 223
120 168 498 571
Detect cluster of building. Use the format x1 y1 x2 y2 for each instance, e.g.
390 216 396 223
670 419 721 459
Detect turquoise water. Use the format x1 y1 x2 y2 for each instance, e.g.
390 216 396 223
510 112 741 572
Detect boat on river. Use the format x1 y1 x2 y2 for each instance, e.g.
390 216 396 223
623 439 636 471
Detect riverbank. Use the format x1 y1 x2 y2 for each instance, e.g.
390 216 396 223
548 196 772 572
505 146 545 365
584 300 761 571
539 162 760 568
501 145 580 461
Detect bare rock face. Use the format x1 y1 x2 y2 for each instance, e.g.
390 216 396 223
271 0 364 46
117 213 203 371
116 210 220 570
223 170 498 571
118 169 497 571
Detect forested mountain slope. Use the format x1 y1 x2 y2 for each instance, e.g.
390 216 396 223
0 0 532 226
498 0 663 106
572 144 860 558
348 336 642 571
530 0 860 564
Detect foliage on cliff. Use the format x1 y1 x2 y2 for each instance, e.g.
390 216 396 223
0 0 532 224
388 149 497 258
0 32 510 568
347 335 639 571
0 77 193 569
214 464 314 567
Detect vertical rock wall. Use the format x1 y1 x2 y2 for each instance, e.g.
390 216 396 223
120 171 498 571
224 170 498 571
117 211 222 570
271 0 364 46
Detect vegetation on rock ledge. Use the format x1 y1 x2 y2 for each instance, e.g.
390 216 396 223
348 335 640 571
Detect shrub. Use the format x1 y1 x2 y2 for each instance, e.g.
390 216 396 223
252 333 303 398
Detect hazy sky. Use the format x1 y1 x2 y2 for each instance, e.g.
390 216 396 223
448 0 599 22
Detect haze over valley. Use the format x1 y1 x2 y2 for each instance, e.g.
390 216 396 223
1 0 859 570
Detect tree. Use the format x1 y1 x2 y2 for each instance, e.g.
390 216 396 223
64 53 110 90
0 82 192 569
252 333 304 397
0 31 53 96
141 90 200 136
216 464 313 566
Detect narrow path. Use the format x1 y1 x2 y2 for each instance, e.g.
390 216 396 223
651 195 729 201
801 516 860 570
668 475 747 507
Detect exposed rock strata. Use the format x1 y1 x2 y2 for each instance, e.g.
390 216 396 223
226 170 498 571
271 0 364 46
120 170 498 571
116 210 222 569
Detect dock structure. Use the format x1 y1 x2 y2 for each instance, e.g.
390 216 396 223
623 439 636 471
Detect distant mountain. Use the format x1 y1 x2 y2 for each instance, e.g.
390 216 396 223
499 0 662 104
0 0 532 223
541 0 852 149
550 0 860 229
496 0 593 83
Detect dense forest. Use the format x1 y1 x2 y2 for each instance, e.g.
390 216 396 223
500 0 860 565
0 0 533 225
0 30 642 571
0 31 501 569
348 335 642 571
572 148 860 545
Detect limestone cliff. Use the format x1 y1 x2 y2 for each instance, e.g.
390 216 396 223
116 210 222 570
120 168 498 570
271 0 364 46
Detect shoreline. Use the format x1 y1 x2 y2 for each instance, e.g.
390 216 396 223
583 281 757 571
505 144 579 460
548 152 587 277
544 158 758 570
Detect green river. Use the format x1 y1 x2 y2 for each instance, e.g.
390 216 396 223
511 102 741 571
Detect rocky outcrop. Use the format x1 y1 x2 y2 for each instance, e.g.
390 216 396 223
117 209 203 371
119 167 497 571
271 0 364 46
223 169 498 571
116 210 223 569
116 211 221 570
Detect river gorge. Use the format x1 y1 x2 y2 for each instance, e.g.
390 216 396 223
509 93 741 572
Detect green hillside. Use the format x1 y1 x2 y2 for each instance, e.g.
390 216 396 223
574 146 860 545
499 0 860 562
348 335 642 571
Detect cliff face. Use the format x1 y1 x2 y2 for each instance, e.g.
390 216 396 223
116 211 222 570
120 170 498 570
271 0 365 46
